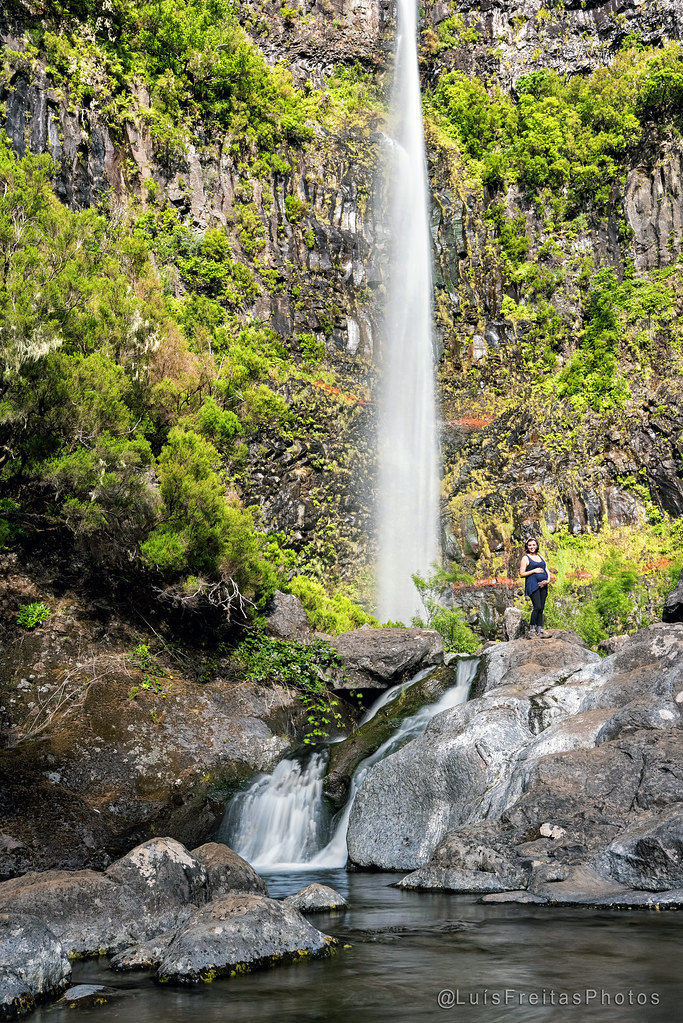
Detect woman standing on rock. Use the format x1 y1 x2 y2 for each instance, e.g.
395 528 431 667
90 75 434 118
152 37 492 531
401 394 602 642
520 536 551 638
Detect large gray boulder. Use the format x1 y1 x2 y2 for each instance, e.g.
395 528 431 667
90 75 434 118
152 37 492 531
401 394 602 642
264 591 312 642
0 913 71 1019
155 894 334 983
283 883 347 912
0 837 270 959
348 625 683 893
328 627 443 689
105 838 208 930
606 806 683 891
0 870 151 956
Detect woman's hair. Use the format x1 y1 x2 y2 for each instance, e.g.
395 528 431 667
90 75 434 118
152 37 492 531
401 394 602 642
524 536 540 553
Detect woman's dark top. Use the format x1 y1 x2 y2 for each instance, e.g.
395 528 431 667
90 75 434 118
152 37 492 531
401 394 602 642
524 555 548 596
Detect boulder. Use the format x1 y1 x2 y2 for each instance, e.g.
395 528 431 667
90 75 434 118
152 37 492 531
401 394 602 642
597 635 630 655
470 633 600 699
283 883 347 912
105 838 208 930
264 591 312 642
399 867 510 893
346 696 533 870
155 894 335 983
110 932 174 972
191 842 268 897
0 837 235 956
0 971 34 1021
328 627 443 690
0 913 71 1019
606 806 683 891
55 986 121 1009
662 568 683 623
503 607 525 640
0 870 151 956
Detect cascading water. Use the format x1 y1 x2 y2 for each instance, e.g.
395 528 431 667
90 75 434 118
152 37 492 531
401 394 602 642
219 658 478 870
311 656 477 867
218 752 329 870
377 0 440 624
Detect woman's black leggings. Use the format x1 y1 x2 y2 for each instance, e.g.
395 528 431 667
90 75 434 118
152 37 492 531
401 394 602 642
530 587 547 629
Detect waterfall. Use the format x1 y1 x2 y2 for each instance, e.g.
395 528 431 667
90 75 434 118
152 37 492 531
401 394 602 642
377 0 440 624
218 752 329 870
219 658 478 870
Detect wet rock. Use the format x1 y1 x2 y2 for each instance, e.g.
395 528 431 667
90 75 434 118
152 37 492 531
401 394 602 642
264 591 312 642
480 892 547 905
0 913 71 1018
155 894 334 984
349 625 683 886
283 883 347 912
324 663 457 807
663 568 683 623
110 932 174 972
346 693 533 870
55 985 121 1009
399 866 508 893
0 871 151 956
328 627 443 690
191 842 268 898
606 806 683 892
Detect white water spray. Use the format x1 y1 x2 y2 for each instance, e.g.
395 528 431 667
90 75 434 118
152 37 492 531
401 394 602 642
219 659 477 870
377 0 440 624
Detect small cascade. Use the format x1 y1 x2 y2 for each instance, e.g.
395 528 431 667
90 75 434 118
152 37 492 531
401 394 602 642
218 752 329 870
310 656 478 867
219 658 478 871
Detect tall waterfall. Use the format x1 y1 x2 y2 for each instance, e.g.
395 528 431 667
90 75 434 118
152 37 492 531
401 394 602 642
377 0 440 624
218 658 478 870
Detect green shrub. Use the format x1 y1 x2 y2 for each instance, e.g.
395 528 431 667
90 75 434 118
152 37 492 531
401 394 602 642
16 602 51 629
286 575 378 634
412 571 480 653
284 195 309 224
298 333 326 365
234 634 344 742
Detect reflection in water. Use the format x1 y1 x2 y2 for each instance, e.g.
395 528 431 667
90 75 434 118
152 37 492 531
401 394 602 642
34 870 683 1023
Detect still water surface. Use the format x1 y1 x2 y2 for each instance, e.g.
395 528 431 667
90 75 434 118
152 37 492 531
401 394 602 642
35 868 683 1023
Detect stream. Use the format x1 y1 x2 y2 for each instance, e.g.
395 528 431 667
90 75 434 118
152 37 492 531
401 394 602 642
35 869 683 1022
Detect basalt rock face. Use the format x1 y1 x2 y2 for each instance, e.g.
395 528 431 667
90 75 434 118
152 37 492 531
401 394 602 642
347 624 683 905
663 568 683 623
421 0 683 90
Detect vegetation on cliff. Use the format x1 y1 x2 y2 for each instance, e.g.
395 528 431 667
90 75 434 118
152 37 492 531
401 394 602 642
1 1 682 653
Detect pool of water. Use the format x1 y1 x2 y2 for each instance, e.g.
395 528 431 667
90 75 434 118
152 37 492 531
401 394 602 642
35 869 683 1023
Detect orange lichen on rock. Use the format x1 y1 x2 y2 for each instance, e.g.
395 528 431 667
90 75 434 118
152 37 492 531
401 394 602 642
313 380 370 405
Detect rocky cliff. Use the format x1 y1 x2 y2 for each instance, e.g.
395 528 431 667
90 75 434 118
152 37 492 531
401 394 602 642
2 1 683 626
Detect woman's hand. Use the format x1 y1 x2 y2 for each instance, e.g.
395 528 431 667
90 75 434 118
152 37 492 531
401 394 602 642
538 579 548 587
